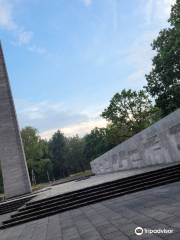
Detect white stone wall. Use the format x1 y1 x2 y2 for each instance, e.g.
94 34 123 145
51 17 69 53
90 109 180 174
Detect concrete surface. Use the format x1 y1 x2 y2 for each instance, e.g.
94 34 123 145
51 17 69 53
0 181 180 240
31 163 176 202
0 44 31 198
91 109 180 175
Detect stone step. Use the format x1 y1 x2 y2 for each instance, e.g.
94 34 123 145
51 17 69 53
1 177 179 229
1 164 180 229
17 168 180 215
26 163 180 208
11 173 180 220
0 196 34 215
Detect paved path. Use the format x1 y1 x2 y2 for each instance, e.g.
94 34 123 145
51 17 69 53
0 181 180 240
31 163 177 201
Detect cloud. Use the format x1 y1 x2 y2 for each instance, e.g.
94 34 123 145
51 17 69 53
17 30 33 45
0 0 46 54
124 30 161 89
0 0 33 46
16 99 107 139
0 0 16 30
40 118 107 140
139 0 176 25
82 0 92 7
125 31 157 84
28 45 47 55
16 100 86 131
125 0 175 87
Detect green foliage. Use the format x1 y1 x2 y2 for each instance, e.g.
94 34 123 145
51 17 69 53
83 127 111 161
66 135 87 173
21 126 53 184
17 88 161 188
145 0 180 116
48 130 68 178
48 131 87 179
102 89 159 136
105 123 131 146
2 3 178 193
28 158 53 184
21 127 45 160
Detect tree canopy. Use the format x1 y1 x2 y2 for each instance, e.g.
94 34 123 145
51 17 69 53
145 0 180 116
83 127 111 161
21 127 53 184
48 130 68 178
101 89 159 135
0 1 179 194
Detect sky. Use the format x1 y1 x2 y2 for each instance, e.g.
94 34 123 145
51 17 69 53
0 0 176 139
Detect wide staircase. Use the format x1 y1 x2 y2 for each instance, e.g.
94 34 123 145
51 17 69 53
1 164 180 229
0 196 34 215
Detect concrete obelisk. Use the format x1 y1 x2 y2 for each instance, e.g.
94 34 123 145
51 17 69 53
0 43 32 199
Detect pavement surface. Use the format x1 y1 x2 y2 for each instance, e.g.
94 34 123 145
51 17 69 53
30 163 177 202
0 181 180 240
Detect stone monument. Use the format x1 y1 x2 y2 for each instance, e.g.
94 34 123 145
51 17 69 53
91 109 180 174
0 43 32 198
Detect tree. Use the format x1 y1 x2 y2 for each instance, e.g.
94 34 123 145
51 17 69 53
21 127 43 161
145 0 180 116
105 123 131 146
48 130 68 179
83 127 111 162
101 89 158 136
29 158 53 183
21 127 53 183
66 135 86 174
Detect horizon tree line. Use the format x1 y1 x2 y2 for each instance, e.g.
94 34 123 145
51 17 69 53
0 0 179 193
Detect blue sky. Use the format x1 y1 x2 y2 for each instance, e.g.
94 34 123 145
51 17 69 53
0 0 175 138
